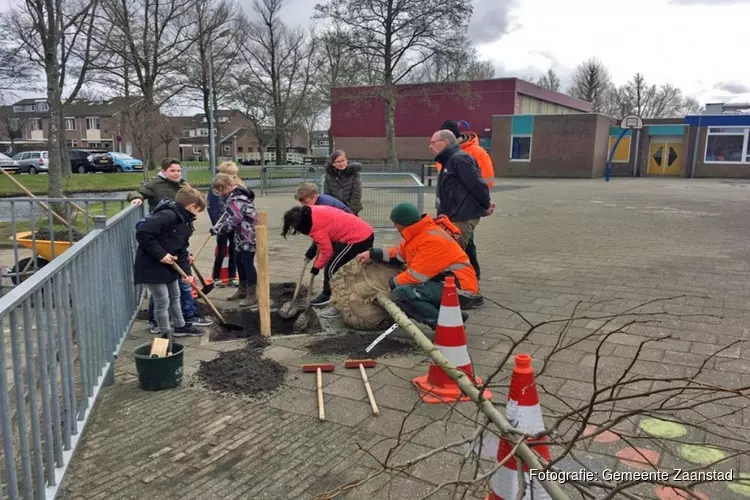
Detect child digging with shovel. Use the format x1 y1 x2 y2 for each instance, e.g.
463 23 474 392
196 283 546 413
134 187 207 339
210 173 259 308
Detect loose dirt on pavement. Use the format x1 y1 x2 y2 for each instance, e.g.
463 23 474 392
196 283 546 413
195 337 288 398
304 332 420 358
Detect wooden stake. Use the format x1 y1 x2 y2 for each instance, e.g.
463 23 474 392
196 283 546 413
256 223 271 337
257 211 268 227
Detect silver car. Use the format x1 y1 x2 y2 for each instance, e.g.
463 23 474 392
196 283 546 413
0 152 20 174
13 150 49 174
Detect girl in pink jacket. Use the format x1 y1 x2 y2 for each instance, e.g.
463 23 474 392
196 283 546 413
282 204 374 306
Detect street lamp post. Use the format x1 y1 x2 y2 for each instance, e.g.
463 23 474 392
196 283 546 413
207 29 232 177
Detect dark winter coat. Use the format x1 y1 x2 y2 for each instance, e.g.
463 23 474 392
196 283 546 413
435 144 491 222
323 162 363 214
127 173 189 213
133 200 195 285
211 185 257 252
207 190 226 225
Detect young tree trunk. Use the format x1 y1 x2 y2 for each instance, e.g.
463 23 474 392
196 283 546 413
46 62 64 199
384 92 398 166
327 128 333 155
58 112 71 180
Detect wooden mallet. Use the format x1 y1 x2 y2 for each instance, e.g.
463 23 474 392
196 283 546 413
302 363 335 421
344 359 379 416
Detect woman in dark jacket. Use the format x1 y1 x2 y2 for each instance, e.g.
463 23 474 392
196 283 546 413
323 150 363 215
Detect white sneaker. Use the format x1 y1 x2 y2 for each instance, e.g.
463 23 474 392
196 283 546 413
319 306 340 318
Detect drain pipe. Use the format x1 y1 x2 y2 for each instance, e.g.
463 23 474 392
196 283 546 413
689 114 702 179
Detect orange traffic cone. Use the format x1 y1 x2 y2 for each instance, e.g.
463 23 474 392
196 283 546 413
412 276 492 404
487 354 551 500
216 245 231 286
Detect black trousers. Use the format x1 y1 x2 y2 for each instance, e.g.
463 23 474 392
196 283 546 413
212 232 236 280
322 234 375 295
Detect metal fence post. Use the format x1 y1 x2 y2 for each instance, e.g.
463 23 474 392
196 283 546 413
94 215 107 230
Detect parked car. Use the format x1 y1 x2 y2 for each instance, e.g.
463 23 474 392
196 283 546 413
14 151 49 174
0 152 20 174
91 152 143 172
70 149 111 173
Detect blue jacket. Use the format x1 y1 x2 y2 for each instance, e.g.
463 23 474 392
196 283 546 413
316 194 353 213
207 191 225 225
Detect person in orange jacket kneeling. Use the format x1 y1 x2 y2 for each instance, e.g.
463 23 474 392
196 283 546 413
356 202 481 329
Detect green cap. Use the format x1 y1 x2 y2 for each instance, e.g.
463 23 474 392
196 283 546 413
390 202 422 226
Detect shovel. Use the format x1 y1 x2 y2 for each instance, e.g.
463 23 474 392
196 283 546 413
279 257 310 319
191 263 214 295
293 273 316 333
170 262 243 330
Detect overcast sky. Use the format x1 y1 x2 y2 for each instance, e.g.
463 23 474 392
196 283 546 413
3 0 749 108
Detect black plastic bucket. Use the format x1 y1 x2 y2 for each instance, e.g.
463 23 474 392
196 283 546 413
133 342 185 391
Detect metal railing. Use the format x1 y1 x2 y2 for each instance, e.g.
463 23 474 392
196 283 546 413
0 198 131 295
316 172 427 228
0 202 144 499
180 164 323 195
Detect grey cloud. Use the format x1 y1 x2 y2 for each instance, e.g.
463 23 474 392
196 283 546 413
468 0 519 45
714 82 750 94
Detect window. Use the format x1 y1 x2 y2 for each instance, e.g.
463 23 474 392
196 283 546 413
510 136 532 161
85 117 100 130
199 128 209 136
608 136 631 162
36 101 49 111
219 116 230 123
65 118 76 130
704 127 749 164
223 144 230 152
30 118 42 131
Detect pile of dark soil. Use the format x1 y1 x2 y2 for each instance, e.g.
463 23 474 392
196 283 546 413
28 229 84 243
305 332 420 359
210 309 321 341
196 337 287 398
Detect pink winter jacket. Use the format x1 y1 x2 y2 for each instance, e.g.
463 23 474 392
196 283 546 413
308 205 374 270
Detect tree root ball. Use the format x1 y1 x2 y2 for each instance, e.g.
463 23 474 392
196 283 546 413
330 259 400 331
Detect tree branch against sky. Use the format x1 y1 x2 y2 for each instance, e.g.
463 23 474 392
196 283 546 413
236 0 317 165
6 0 100 195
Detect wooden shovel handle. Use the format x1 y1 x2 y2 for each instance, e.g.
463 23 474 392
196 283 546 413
359 364 379 416
171 262 226 324
317 367 325 421
292 258 309 303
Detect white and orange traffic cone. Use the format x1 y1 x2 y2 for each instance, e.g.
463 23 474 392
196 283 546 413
216 245 231 286
487 354 551 500
412 276 492 404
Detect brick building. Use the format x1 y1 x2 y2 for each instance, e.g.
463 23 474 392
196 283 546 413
330 78 592 162
490 105 750 178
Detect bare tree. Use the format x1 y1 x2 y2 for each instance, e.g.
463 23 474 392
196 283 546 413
312 294 749 500
0 36 37 94
181 0 241 166
232 81 276 163
94 0 199 169
236 0 317 165
297 92 328 154
6 0 100 196
314 0 473 165
411 37 495 84
568 58 614 113
313 28 369 154
0 109 28 155
537 69 561 91
609 74 700 119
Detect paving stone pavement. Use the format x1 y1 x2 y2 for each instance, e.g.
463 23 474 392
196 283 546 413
55 178 750 499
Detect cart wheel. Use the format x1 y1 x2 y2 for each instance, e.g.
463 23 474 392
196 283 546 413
9 256 50 285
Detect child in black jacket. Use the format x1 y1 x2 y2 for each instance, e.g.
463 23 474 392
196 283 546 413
134 187 207 338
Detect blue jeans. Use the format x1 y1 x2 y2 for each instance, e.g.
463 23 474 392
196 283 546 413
148 279 197 322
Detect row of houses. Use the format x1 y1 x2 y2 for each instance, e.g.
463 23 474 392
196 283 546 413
0 97 328 164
